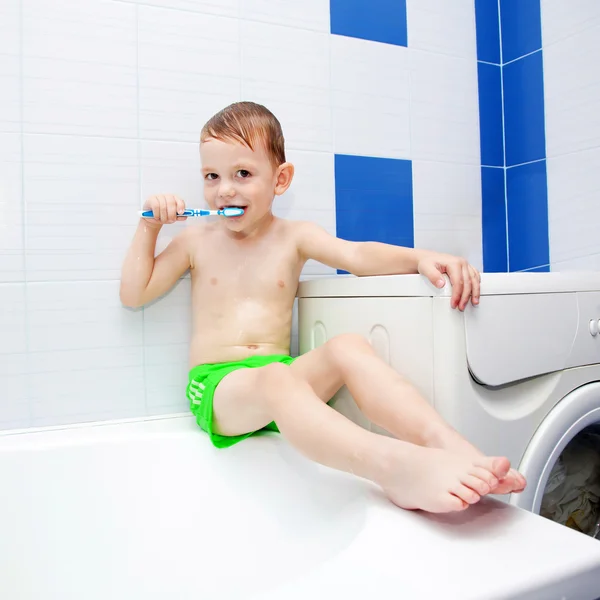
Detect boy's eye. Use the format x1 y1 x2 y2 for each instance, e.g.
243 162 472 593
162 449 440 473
237 169 251 178
205 173 218 180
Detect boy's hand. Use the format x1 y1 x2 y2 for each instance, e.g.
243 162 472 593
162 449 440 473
142 194 188 228
417 253 481 311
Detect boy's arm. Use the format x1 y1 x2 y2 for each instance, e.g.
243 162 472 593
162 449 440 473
296 221 481 310
297 221 430 276
119 221 191 308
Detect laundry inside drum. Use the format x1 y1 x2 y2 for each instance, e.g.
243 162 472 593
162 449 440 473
540 424 600 540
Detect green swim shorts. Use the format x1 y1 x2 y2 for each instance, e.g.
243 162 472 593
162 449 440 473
186 354 297 448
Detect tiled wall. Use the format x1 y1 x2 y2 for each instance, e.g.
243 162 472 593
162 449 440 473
0 0 482 430
476 0 600 273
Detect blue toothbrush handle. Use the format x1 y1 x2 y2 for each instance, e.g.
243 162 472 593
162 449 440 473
139 209 209 218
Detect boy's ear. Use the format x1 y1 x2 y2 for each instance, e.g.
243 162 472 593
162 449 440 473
274 162 294 196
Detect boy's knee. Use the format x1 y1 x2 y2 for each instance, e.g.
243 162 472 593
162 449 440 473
326 333 372 359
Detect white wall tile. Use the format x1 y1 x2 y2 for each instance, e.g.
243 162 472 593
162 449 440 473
412 160 483 269
0 133 24 283
0 353 29 427
409 50 480 164
241 21 332 152
123 0 238 18
29 364 145 423
551 253 600 272
543 24 600 157
140 140 205 249
275 150 334 214
143 278 191 412
22 0 137 137
0 284 26 355
0 0 20 134
23 135 139 281
406 0 477 59
27 281 143 352
547 148 600 264
0 0 20 57
541 0 600 47
145 343 189 412
331 35 410 159
138 6 240 142
143 278 192 346
241 0 329 31
412 161 482 217
27 345 144 425
413 214 483 270
412 161 483 286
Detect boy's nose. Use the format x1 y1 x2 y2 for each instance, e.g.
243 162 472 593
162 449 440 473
218 182 235 198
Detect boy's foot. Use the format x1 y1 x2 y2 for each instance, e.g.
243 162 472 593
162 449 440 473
424 425 527 495
377 442 510 513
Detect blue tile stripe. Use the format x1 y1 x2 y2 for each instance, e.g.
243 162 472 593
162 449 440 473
330 0 407 47
475 0 501 64
475 0 549 272
500 0 542 64
481 166 508 272
334 154 413 274
507 160 550 272
477 62 504 167
503 51 546 167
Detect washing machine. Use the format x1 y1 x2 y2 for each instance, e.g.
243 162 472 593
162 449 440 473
297 272 600 522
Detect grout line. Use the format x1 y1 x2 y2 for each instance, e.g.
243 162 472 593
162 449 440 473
110 0 330 36
477 59 501 67
134 4 149 416
506 157 546 169
502 47 542 67
328 14 336 172
18 0 32 426
516 263 550 272
497 0 509 272
238 0 243 101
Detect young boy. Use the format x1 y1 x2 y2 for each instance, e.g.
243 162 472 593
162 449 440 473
120 102 526 514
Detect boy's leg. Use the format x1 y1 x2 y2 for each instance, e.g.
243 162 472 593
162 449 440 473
289 334 526 494
212 362 512 513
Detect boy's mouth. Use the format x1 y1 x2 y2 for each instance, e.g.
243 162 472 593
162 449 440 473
220 204 247 211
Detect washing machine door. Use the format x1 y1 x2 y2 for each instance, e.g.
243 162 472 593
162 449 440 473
510 382 600 514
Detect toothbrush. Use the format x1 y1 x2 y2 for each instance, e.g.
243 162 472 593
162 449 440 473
138 207 245 218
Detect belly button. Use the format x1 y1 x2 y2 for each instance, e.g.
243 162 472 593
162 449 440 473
210 277 218 285
247 344 258 350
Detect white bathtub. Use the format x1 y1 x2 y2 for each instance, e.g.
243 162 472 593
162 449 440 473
1 414 600 600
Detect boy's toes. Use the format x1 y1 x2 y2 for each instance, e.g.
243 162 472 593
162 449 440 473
461 474 491 496
469 466 499 490
513 469 527 491
452 484 481 505
446 494 469 512
476 456 510 480
494 469 527 494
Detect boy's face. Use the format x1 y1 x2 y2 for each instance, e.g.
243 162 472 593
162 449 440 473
200 137 292 234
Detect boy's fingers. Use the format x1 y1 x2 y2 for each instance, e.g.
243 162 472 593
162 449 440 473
447 264 463 308
166 195 177 223
158 195 167 222
175 196 186 216
459 264 472 311
470 267 481 305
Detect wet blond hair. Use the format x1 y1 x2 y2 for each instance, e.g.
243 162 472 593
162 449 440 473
200 101 286 169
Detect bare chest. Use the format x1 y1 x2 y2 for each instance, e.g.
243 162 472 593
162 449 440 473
190 236 302 303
